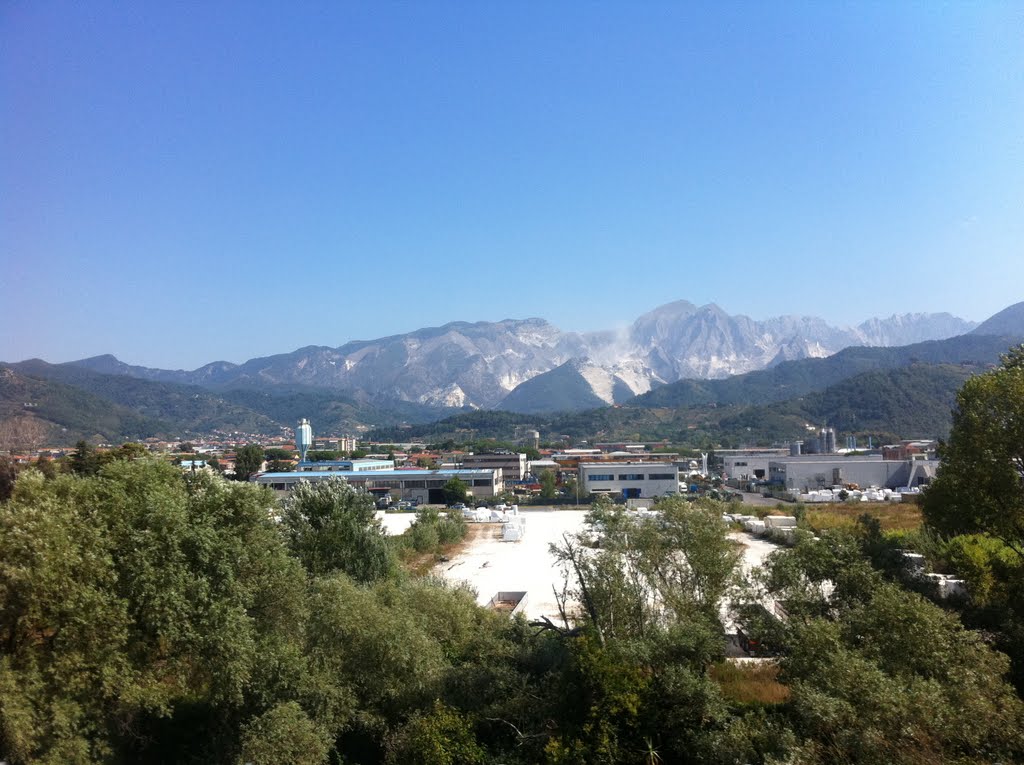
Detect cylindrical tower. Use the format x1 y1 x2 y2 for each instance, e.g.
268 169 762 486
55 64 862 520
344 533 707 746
296 418 313 463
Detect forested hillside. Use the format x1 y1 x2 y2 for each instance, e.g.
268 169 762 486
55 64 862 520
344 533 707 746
370 362 983 446
0 367 164 443
0 361 461 443
631 333 1018 409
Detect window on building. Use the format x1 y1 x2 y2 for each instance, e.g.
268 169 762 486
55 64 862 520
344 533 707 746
588 474 614 481
618 474 645 481
647 473 675 480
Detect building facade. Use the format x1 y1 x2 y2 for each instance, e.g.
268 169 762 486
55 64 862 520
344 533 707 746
255 468 502 503
578 462 679 499
459 452 528 484
297 459 394 472
768 455 938 492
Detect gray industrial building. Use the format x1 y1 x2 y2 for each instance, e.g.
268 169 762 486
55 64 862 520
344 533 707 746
768 455 938 492
720 449 789 481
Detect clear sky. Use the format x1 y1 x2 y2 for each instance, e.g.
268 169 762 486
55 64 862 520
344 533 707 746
2 2 1022 369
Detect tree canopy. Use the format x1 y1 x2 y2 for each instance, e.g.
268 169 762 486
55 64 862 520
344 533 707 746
924 344 1024 557
1 454 1023 764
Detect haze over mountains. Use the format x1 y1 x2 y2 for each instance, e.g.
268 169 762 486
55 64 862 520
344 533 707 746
60 301 979 412
3 299 1022 444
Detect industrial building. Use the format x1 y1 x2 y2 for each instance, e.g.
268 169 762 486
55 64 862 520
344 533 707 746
578 462 679 499
767 454 938 492
458 451 529 484
296 459 394 472
254 468 502 503
719 449 789 481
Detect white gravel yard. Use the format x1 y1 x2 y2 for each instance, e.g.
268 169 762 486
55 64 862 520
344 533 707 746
428 509 784 632
433 509 589 622
378 512 418 536
730 530 782 575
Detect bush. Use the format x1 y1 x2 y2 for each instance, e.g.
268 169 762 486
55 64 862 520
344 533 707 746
411 520 441 553
405 507 468 554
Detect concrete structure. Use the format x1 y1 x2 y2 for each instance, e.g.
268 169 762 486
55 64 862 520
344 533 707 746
254 467 502 502
296 459 394 472
459 451 529 484
719 449 789 481
579 462 679 499
768 454 938 492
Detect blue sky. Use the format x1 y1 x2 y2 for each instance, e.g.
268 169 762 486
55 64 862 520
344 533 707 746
2 2 1022 369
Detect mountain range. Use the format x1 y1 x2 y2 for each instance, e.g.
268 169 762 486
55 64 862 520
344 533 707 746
2 299 1022 445
62 301 981 413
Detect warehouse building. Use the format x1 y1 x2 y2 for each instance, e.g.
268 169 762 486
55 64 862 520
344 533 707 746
768 454 938 492
255 468 502 503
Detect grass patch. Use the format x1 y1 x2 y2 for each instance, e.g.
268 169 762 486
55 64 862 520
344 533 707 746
711 660 790 706
804 501 922 534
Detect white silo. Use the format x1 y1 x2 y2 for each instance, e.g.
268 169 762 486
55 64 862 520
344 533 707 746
296 418 313 463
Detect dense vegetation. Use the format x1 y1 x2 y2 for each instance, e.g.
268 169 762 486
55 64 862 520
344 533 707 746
2 456 1022 763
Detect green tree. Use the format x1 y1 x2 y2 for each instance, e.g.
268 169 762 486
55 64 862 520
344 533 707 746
539 469 557 500
755 531 1024 764
69 439 102 476
0 461 311 763
0 456 16 502
923 344 1024 556
237 702 332 765
234 444 265 481
110 442 148 461
384 702 484 765
553 496 741 643
264 447 295 462
442 477 469 506
33 454 58 480
280 477 397 582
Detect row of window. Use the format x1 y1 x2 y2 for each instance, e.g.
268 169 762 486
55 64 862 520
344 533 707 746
588 473 677 482
265 477 496 491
